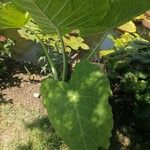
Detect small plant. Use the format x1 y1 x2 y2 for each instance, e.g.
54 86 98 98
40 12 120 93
0 35 14 56
0 34 14 76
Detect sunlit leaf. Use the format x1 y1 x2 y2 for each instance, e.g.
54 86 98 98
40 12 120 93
0 3 29 29
118 21 136 33
11 0 150 35
100 49 115 57
63 36 89 51
41 61 113 150
11 0 109 35
80 43 89 50
96 0 150 34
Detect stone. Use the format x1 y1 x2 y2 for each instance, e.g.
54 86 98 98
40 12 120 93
33 93 40 98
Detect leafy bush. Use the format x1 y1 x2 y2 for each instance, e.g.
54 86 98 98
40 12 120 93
102 34 150 132
18 21 89 53
18 21 89 74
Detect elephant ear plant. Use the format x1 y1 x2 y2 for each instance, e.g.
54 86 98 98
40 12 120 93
41 61 112 150
1 0 150 149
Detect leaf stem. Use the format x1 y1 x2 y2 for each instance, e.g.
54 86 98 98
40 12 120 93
26 27 58 80
86 31 109 61
57 29 68 82
38 36 59 80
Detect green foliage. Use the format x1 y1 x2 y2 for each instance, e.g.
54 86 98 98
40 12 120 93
100 33 149 58
111 33 147 49
18 21 89 52
102 37 150 132
0 58 6 76
41 61 113 150
101 33 149 71
11 0 109 35
0 34 14 76
0 2 29 29
100 0 150 31
0 36 14 56
38 49 63 75
11 0 150 35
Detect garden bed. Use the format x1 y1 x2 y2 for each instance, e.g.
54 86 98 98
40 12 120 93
0 58 149 150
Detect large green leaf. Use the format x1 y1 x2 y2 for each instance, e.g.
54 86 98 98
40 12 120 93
41 61 113 150
0 3 29 29
10 0 109 34
98 0 150 33
11 0 150 35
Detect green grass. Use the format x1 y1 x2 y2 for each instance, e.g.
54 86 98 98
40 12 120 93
0 103 67 150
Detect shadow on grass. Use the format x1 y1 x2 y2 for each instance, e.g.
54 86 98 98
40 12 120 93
25 117 54 133
16 142 32 150
0 93 13 105
21 117 63 150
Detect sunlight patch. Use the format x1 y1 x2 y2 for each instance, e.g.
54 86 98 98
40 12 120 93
67 91 79 103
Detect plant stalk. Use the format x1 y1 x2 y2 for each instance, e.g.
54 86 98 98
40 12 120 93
57 29 68 82
26 27 58 80
86 31 109 61
38 36 58 80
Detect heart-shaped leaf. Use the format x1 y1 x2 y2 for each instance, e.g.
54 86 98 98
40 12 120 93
11 0 150 35
11 0 109 34
41 61 113 150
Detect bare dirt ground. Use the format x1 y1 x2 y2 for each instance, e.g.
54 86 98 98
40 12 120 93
0 59 67 150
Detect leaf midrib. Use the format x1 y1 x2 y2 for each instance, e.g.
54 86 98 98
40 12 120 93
74 102 87 150
30 0 58 30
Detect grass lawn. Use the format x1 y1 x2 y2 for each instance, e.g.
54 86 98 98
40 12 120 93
0 70 68 150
